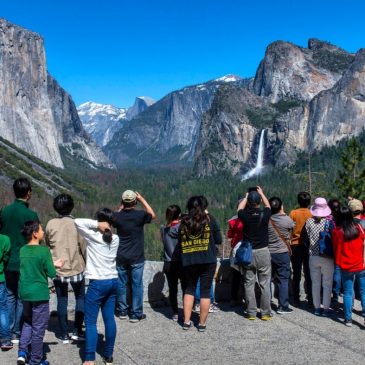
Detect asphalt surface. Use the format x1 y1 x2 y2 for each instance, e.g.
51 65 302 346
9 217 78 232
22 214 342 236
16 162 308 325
2 297 365 365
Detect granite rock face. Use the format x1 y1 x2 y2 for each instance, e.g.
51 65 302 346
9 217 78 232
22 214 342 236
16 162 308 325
307 48 365 151
252 39 354 102
105 76 245 166
126 96 155 120
194 85 270 176
0 19 63 167
195 40 364 176
106 82 220 166
0 18 111 168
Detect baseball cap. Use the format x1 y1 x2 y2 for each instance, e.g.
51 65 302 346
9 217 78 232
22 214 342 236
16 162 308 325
247 191 261 205
121 190 137 203
348 199 363 213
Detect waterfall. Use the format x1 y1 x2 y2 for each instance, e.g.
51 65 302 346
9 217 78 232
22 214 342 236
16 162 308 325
242 129 266 181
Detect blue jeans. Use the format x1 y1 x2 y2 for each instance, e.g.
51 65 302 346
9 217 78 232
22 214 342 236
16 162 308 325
332 265 342 300
342 270 365 321
271 252 291 308
84 279 118 361
194 278 215 304
5 270 23 337
54 278 85 336
116 262 144 317
0 281 11 340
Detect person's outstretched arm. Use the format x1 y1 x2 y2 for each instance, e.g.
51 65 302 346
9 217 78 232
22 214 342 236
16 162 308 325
237 193 248 212
75 219 98 241
257 186 270 208
136 192 156 219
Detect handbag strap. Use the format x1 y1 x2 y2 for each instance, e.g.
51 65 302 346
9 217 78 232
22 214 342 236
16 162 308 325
357 223 365 267
270 218 292 256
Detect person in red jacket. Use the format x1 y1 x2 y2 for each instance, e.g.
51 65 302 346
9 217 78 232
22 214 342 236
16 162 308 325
332 206 365 327
227 214 244 307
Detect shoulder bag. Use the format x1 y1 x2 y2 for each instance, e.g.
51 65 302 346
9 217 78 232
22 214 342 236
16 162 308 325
270 218 292 256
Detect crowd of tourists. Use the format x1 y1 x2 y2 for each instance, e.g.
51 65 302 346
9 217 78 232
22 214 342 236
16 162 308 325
0 178 364 365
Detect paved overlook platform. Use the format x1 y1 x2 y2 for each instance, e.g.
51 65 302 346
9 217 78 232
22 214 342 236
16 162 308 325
2 297 365 365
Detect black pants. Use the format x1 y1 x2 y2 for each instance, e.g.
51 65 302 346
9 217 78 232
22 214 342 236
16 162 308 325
231 268 242 301
291 244 312 303
163 261 186 314
54 278 85 336
183 263 216 299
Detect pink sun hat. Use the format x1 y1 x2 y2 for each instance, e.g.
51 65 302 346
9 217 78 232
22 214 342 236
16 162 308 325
310 197 331 217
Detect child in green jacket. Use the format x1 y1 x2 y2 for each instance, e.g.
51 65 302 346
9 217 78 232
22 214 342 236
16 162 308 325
17 221 63 365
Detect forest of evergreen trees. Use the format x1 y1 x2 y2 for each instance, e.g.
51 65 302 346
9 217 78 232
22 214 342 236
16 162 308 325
1 133 365 261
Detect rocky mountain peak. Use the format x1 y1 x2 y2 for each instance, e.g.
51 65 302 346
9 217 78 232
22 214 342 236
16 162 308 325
125 96 155 120
334 48 365 98
252 39 353 102
308 38 347 53
0 18 112 168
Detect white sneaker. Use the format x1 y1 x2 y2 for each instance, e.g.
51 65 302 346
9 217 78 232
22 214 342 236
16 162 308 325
193 304 200 312
209 303 220 313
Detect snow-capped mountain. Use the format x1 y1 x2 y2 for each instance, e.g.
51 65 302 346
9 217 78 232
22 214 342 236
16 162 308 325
214 74 242 83
78 102 128 147
78 97 155 147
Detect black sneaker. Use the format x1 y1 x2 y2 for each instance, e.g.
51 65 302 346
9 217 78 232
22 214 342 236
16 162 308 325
0 339 14 351
344 319 352 327
103 356 113 365
71 330 85 341
59 334 70 344
292 299 300 308
197 324 206 332
277 306 293 315
182 321 193 330
129 314 146 323
119 311 128 320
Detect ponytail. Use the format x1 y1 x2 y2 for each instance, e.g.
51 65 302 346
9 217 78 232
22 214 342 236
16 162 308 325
95 207 115 244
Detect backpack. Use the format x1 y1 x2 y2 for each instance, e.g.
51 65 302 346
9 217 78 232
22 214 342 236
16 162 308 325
319 219 334 257
234 240 252 266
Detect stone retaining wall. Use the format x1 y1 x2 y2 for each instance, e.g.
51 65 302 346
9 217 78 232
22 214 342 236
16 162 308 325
49 259 237 311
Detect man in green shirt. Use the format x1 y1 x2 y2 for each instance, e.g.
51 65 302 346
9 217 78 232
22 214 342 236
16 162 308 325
0 178 39 343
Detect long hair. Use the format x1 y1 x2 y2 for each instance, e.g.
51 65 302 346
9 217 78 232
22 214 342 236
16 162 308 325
180 196 209 237
328 198 341 226
337 206 359 241
165 205 181 226
95 208 114 244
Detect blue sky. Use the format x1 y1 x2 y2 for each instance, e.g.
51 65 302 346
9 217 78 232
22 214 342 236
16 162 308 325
1 0 364 107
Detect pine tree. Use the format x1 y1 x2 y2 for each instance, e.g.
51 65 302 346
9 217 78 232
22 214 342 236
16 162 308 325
336 138 365 199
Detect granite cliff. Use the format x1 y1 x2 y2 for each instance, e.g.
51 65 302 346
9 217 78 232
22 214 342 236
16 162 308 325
0 18 111 168
105 75 243 166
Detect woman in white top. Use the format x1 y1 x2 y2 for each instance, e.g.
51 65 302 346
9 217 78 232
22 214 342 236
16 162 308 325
75 208 119 365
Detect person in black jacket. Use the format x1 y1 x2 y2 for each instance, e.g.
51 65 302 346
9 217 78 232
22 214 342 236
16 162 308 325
179 196 222 332
160 205 185 321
